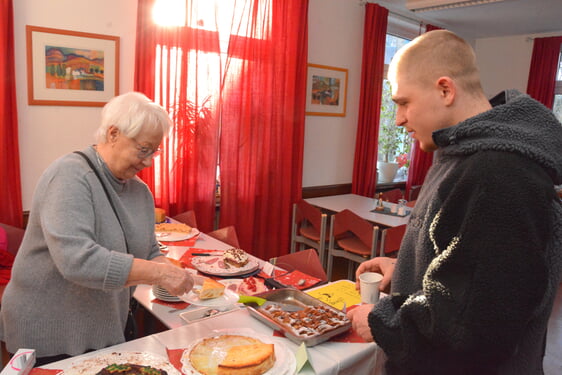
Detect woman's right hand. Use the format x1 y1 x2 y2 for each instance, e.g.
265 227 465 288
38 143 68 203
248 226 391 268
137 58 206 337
155 263 195 296
355 257 396 294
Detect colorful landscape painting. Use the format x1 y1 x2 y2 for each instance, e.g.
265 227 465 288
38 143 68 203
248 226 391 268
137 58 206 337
45 45 105 91
311 74 341 106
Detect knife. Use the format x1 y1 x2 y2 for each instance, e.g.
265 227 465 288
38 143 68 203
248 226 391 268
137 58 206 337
238 295 303 312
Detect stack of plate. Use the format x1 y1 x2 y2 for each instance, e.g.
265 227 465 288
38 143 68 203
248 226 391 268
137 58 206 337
152 285 182 302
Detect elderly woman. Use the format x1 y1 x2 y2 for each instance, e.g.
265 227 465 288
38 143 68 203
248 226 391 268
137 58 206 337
0 92 194 365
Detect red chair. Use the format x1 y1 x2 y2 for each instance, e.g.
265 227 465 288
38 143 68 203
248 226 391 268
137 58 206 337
290 200 329 268
172 210 197 228
380 224 407 257
326 209 379 281
379 188 403 203
207 225 240 248
0 223 24 257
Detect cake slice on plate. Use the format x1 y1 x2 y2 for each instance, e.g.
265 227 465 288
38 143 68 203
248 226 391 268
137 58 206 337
199 278 225 300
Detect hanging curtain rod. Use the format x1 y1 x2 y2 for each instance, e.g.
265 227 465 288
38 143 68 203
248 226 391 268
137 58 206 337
358 1 425 27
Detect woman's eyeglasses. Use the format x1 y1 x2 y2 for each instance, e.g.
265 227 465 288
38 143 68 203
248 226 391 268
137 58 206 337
132 139 161 159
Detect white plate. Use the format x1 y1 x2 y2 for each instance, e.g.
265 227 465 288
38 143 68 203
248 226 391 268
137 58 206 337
152 285 183 303
180 286 239 307
191 256 259 276
156 228 200 242
180 328 296 375
61 351 181 375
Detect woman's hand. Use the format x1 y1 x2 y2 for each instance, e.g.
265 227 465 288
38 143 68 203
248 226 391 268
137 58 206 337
126 258 195 296
355 257 396 294
155 263 195 296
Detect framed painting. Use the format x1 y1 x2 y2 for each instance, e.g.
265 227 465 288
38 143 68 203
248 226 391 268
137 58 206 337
305 63 348 117
26 25 120 107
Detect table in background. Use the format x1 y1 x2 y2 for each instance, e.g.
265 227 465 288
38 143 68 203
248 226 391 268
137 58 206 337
305 193 410 228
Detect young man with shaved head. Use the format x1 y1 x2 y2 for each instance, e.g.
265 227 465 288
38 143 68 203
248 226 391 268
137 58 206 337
348 30 562 374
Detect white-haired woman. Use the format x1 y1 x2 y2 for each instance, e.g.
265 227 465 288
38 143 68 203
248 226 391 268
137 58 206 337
0 92 195 366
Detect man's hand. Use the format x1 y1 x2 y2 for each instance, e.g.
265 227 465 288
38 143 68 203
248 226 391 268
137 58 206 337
347 304 375 342
355 257 396 293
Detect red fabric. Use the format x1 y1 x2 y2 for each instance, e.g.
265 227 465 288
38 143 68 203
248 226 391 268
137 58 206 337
404 24 441 197
135 0 220 233
218 0 308 260
527 36 562 109
273 270 321 290
0 0 23 227
351 4 389 197
135 1 307 255
0 249 14 285
166 348 184 373
151 298 190 310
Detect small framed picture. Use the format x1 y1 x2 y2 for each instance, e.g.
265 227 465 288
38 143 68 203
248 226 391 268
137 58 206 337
305 63 348 117
26 25 120 107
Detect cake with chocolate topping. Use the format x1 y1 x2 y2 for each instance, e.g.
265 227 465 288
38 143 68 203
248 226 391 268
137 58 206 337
223 248 249 268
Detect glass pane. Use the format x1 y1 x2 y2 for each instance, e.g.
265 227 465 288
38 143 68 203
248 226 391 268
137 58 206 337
384 34 410 65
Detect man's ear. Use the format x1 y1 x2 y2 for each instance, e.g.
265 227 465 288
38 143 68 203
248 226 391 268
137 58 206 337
436 76 455 106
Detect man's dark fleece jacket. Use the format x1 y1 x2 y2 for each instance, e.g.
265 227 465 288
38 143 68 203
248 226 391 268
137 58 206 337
369 90 562 375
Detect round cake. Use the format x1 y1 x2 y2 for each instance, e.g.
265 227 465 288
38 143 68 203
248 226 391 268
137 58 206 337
223 248 249 268
186 335 275 375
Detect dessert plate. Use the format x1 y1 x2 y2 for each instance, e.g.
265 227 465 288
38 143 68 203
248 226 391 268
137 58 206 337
180 285 239 307
180 328 296 375
61 351 180 375
156 228 200 242
191 255 259 277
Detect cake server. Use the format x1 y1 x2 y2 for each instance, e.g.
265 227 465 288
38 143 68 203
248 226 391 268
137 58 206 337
238 295 303 312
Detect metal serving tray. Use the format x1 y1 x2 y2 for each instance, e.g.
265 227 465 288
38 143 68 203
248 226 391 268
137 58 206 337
246 288 351 346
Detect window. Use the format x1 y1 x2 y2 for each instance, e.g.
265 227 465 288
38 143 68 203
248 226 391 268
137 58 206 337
377 24 415 183
553 49 562 123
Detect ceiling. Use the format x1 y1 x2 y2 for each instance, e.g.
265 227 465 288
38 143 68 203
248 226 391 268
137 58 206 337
369 0 562 40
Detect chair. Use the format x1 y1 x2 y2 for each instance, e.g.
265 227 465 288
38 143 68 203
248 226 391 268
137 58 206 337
269 248 328 284
207 225 240 248
380 224 407 257
409 185 422 201
290 200 329 267
172 210 198 228
326 209 379 281
0 223 25 256
379 188 403 203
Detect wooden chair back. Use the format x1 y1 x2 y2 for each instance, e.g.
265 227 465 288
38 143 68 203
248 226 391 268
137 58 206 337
379 188 403 203
290 200 328 267
207 225 240 248
380 224 407 257
172 210 198 228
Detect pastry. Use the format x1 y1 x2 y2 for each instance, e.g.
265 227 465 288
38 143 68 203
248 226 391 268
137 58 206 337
199 278 225 300
187 335 275 375
223 248 249 267
155 222 192 233
95 363 168 375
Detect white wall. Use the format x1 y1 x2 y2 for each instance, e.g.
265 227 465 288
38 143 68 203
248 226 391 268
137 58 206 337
303 0 364 188
475 31 562 99
13 0 138 209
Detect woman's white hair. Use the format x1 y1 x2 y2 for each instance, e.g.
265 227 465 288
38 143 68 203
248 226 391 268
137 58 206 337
95 92 172 143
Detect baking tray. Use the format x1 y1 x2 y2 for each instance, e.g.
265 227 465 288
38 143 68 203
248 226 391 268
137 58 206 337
246 288 351 346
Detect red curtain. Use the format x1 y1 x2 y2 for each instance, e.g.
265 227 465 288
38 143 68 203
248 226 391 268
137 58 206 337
135 0 221 232
0 0 23 228
219 1 308 259
351 3 388 198
527 36 562 109
135 0 307 258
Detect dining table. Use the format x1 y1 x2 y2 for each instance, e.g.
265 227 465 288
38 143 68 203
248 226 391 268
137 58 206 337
28 230 384 375
305 193 411 228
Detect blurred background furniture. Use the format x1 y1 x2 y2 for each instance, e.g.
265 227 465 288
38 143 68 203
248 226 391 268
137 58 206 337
379 188 403 203
269 248 328 283
290 200 329 267
380 224 407 257
206 225 240 248
0 222 24 257
172 210 198 228
326 209 379 281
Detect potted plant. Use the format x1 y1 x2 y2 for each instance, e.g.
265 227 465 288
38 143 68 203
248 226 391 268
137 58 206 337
377 80 411 182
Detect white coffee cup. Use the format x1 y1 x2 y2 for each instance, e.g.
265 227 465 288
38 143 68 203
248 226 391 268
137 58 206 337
359 272 383 304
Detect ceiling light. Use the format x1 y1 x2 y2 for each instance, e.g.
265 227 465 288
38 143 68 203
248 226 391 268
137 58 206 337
406 0 506 13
